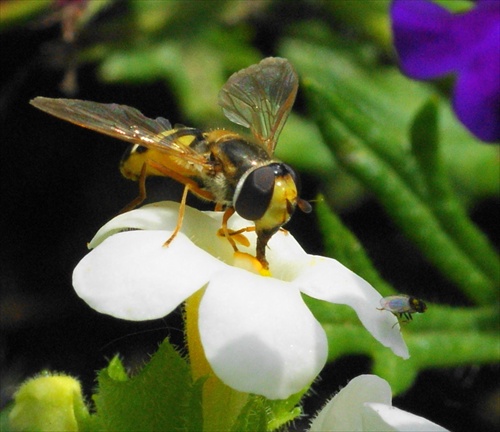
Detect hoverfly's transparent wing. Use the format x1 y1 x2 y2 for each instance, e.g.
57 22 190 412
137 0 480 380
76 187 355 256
30 97 210 167
218 57 298 154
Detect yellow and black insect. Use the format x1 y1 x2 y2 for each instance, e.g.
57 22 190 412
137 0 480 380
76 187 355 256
30 57 311 269
378 295 427 324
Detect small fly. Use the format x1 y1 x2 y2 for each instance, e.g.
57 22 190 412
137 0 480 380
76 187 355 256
378 295 427 325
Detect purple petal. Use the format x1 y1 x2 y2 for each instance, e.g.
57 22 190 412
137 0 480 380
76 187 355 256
391 0 460 78
392 0 500 142
449 0 500 63
452 0 500 141
453 34 500 142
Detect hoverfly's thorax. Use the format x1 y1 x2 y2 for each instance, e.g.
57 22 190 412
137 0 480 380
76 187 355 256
206 130 271 182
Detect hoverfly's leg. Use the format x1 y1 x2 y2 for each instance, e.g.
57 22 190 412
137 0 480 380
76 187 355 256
217 224 252 247
163 184 190 247
119 162 148 214
229 225 286 236
220 207 239 252
226 226 255 236
214 203 224 212
147 159 215 202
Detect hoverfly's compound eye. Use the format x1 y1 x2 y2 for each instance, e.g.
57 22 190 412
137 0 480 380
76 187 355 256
282 163 300 193
234 165 280 221
283 163 312 214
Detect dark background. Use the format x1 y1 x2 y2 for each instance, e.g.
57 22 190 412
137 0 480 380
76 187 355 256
1 8 498 431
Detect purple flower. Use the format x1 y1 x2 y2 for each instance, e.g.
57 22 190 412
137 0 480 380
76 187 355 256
391 0 500 143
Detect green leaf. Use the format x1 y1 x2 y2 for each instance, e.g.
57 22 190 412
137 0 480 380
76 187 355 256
0 0 50 29
315 196 395 297
307 296 500 394
91 338 203 431
276 114 368 210
410 98 500 286
374 323 500 395
321 0 392 49
0 404 14 432
281 38 500 204
106 356 128 382
314 91 495 303
284 39 498 304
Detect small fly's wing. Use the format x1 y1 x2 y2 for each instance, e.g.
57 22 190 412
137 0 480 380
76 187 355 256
218 57 298 154
30 97 210 168
380 295 410 313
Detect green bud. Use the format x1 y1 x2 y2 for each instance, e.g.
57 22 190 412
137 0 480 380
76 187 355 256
9 373 89 432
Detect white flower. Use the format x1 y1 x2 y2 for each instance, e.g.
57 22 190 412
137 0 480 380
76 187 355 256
310 374 449 431
73 201 408 399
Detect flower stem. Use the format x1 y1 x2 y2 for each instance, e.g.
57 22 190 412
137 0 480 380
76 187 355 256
185 289 250 431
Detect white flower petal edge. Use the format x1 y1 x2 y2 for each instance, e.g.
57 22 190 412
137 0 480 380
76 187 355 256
362 403 449 432
294 257 409 359
310 375 391 431
73 230 227 320
309 375 449 431
88 202 186 248
199 266 328 400
88 202 262 266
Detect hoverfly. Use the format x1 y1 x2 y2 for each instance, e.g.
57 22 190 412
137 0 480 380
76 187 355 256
378 295 427 325
30 57 311 270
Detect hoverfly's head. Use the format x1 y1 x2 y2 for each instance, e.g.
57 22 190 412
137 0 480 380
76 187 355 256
233 162 311 231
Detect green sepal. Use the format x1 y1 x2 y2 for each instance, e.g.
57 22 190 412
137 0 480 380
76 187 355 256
229 390 303 432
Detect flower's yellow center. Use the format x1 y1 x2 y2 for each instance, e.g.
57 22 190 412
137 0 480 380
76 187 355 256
233 251 271 277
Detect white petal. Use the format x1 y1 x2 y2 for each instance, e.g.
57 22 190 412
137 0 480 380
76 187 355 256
88 202 183 248
204 210 249 230
199 267 328 399
73 230 227 320
294 256 409 359
310 375 392 431
88 202 244 265
362 403 449 431
264 231 310 281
